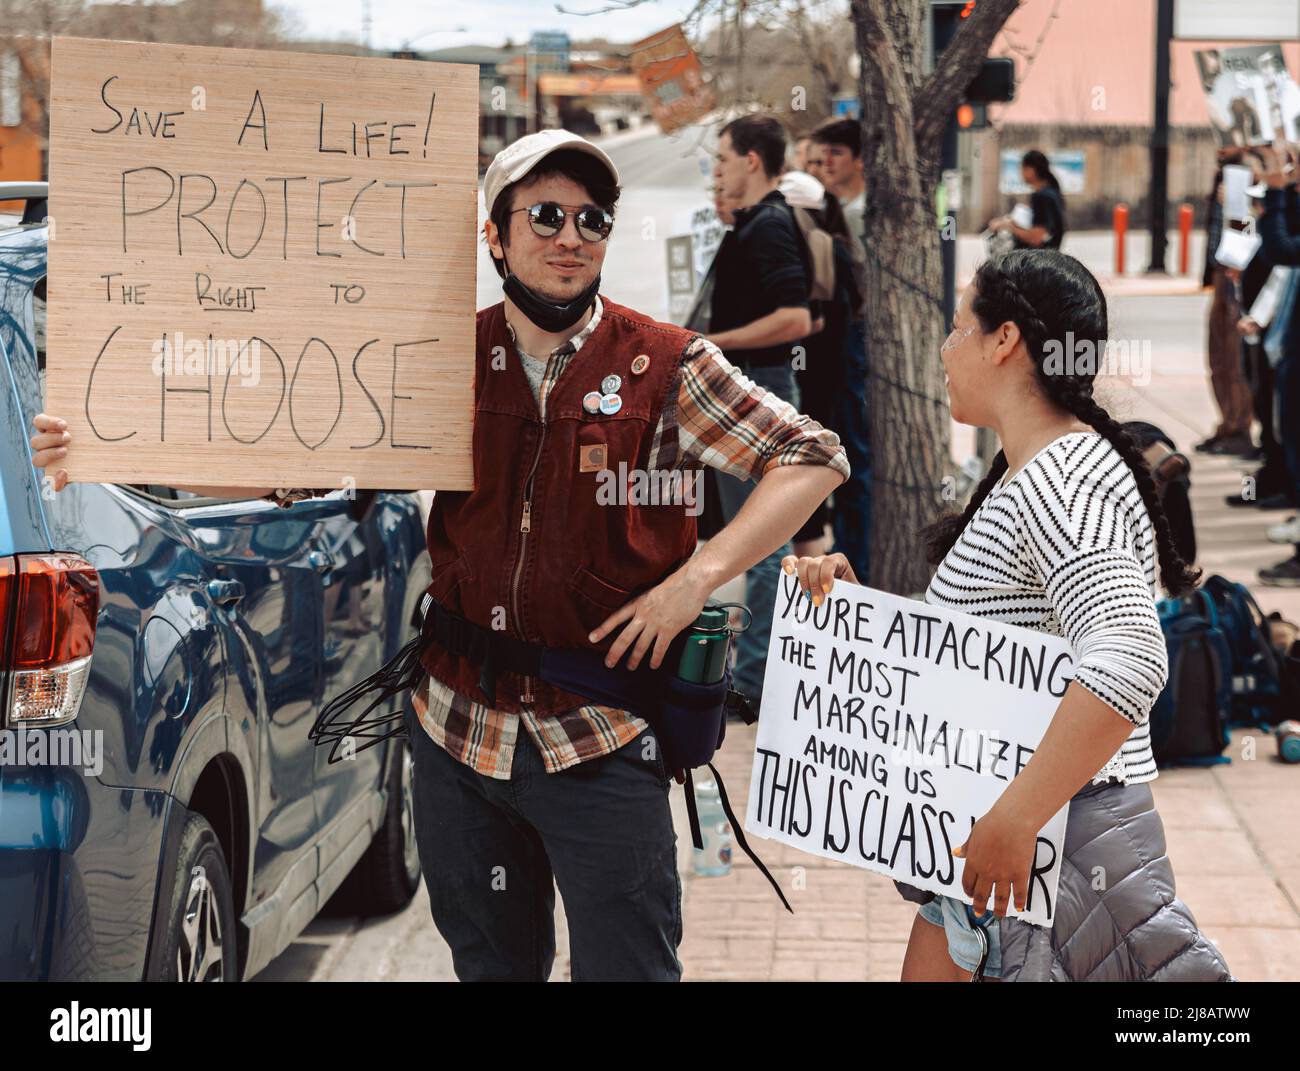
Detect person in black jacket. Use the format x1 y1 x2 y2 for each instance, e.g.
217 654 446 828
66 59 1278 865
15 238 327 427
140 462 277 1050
989 150 1066 251
1253 143 1300 586
1227 167 1293 509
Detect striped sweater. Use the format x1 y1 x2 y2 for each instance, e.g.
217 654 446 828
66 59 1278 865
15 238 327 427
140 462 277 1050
924 431 1168 784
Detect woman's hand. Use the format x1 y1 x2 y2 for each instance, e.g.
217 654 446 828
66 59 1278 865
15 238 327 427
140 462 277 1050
953 804 1039 917
1238 315 1262 337
780 551 858 605
29 412 71 491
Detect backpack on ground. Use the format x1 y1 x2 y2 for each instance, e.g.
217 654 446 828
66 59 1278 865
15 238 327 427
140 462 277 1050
1201 574 1289 728
1150 588 1232 766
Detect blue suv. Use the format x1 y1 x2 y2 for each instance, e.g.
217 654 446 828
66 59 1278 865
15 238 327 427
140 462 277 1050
0 183 432 981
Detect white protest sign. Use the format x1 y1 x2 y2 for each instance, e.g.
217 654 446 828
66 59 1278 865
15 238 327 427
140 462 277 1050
744 571 1074 927
1215 227 1263 270
1249 265 1295 328
1223 164 1253 221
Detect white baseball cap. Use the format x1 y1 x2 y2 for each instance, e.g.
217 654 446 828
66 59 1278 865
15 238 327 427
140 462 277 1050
482 128 620 216
778 169 826 209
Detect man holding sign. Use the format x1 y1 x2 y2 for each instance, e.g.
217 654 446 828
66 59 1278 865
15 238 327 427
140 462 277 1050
759 249 1230 983
34 123 849 982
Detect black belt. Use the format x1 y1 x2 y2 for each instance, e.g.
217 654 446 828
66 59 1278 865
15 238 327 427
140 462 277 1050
421 592 542 707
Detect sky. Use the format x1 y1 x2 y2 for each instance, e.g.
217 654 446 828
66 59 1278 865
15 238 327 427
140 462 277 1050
268 0 702 51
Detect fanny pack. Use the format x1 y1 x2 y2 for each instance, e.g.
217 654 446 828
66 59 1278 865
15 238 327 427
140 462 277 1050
311 596 793 913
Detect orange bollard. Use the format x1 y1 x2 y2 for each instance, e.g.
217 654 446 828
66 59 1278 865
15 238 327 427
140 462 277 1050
1178 202 1194 276
1114 203 1128 276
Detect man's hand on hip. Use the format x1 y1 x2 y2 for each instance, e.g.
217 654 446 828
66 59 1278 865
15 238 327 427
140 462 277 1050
589 563 709 672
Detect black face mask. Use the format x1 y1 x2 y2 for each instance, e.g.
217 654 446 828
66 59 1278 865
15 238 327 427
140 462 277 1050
500 250 600 333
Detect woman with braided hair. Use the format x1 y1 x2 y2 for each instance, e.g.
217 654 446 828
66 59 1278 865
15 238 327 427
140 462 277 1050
784 249 1232 982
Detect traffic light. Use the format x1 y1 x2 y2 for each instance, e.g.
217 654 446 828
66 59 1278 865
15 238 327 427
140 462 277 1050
931 1 1016 111
965 57 1014 103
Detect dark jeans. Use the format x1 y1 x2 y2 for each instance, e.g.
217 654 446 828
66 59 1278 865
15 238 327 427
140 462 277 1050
403 706 682 981
832 319 872 584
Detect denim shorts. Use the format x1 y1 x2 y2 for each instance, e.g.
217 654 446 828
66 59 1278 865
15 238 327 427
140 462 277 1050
917 894 1002 978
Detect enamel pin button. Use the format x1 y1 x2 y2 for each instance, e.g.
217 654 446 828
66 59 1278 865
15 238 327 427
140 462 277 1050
599 393 622 415
582 390 603 414
601 373 622 394
631 354 650 375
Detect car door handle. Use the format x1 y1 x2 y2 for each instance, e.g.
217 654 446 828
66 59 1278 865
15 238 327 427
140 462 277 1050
206 578 246 606
308 549 333 574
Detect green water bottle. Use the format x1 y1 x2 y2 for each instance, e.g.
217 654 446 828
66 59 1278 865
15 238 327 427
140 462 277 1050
677 605 732 684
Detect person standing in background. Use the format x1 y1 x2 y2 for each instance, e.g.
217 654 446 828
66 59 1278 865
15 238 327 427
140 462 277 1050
1254 143 1300 586
1197 153 1256 457
990 149 1066 251
778 167 859 559
811 117 872 586
707 114 819 706
1227 173 1293 510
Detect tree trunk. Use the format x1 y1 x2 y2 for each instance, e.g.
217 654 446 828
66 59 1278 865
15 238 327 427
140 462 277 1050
850 0 1020 595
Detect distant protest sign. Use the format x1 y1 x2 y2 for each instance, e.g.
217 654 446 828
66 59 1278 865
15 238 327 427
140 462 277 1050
46 37 478 491
1194 43 1300 147
744 571 1074 927
629 24 715 135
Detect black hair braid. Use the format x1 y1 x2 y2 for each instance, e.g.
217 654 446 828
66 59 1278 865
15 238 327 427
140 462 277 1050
923 450 1008 565
1053 380 1202 597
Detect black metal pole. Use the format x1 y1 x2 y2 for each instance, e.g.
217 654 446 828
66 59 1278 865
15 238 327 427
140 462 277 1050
1147 0 1174 273
941 116 958 328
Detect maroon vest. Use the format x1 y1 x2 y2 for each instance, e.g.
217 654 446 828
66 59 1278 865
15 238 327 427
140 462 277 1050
420 296 700 715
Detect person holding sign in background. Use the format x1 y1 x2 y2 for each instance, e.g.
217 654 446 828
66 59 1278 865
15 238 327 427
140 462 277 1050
786 250 1231 982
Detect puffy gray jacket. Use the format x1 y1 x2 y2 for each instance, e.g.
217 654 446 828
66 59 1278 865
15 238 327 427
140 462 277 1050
899 778 1234 982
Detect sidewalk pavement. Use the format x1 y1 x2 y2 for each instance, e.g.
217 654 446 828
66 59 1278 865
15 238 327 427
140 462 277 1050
671 280 1300 983
957 229 1209 297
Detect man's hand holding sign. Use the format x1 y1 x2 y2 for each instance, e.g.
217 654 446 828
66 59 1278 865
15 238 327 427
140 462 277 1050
753 552 1141 925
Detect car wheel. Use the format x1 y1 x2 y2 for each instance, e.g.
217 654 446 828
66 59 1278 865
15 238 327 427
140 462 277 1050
326 732 421 916
150 812 238 981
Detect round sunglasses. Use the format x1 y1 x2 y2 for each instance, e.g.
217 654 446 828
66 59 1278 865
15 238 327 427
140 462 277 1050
510 201 614 243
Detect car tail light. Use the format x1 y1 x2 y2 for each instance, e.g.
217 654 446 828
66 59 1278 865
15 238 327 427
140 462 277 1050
1 552 98 727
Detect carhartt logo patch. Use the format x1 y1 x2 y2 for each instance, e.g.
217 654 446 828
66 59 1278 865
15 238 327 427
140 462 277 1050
579 443 608 472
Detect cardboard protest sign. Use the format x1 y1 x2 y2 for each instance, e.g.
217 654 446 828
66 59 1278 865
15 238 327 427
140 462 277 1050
665 234 694 322
46 37 478 491
744 571 1074 927
629 24 715 135
1195 43 1300 147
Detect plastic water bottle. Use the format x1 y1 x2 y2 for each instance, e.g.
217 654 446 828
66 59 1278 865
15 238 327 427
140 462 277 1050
691 777 733 877
1277 721 1300 764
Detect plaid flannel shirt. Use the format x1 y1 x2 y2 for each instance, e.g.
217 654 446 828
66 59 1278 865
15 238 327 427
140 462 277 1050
409 296 848 778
